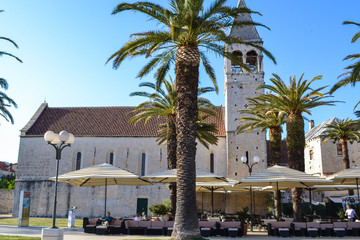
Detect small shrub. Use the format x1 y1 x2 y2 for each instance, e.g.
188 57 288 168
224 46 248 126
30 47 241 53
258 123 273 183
236 207 250 224
149 199 171 217
337 208 345 220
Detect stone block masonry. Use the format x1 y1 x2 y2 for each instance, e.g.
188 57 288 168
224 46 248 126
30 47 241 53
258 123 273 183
0 189 14 214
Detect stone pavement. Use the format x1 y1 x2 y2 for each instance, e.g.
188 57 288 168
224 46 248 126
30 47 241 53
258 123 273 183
1 225 360 240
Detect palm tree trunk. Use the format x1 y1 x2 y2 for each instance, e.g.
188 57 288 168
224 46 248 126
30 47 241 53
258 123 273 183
269 127 282 220
341 138 350 169
167 115 177 217
269 127 282 166
172 46 201 240
286 113 305 221
341 138 353 195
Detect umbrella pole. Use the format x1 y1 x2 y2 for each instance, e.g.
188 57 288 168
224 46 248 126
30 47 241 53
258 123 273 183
104 179 107 216
250 186 253 232
202 192 204 212
357 178 360 214
309 188 313 215
211 187 214 217
275 182 279 221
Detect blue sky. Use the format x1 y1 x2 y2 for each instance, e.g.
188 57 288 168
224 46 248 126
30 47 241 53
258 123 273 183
1 0 359 163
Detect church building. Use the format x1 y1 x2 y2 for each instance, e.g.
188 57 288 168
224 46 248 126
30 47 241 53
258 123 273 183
13 0 271 218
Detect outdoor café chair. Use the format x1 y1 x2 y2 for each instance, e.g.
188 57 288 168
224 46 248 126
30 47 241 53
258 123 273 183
84 218 98 233
347 221 360 236
109 218 123 234
219 221 243 237
292 222 306 236
199 221 216 237
268 221 291 237
320 223 333 237
306 222 321 237
125 220 142 235
164 221 174 236
149 221 165 235
333 222 347 237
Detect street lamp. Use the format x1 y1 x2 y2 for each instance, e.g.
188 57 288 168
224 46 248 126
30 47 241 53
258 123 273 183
44 130 75 229
241 155 260 232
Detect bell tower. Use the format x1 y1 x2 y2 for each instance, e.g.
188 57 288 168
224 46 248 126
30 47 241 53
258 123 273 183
224 0 267 180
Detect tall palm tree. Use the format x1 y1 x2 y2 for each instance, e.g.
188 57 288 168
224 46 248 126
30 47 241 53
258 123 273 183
129 78 218 216
0 10 21 124
331 21 360 109
256 73 337 221
322 118 360 170
1 11 22 63
237 98 285 220
0 78 17 124
322 118 360 196
107 1 275 238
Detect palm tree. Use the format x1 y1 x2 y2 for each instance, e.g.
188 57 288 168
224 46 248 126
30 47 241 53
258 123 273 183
256 73 337 221
107 1 275 238
322 118 360 170
0 10 21 124
129 78 218 217
1 11 22 63
331 21 360 109
237 98 285 220
322 118 360 196
355 111 360 118
0 78 17 124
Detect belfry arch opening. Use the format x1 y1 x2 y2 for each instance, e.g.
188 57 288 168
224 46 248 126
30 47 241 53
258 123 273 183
246 50 258 72
231 51 243 73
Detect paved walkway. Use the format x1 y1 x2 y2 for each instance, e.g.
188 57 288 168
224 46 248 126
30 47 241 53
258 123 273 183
1 225 360 240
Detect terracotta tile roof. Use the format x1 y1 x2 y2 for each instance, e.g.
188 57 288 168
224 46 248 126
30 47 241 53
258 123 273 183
0 161 15 173
24 105 226 137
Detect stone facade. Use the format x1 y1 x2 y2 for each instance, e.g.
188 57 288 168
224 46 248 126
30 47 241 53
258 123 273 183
224 42 267 180
305 119 360 176
0 189 14 214
13 136 227 218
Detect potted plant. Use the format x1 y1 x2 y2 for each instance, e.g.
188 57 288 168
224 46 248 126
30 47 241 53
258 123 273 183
149 199 171 219
237 207 250 235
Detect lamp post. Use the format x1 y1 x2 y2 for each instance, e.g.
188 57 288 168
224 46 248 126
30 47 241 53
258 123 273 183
241 155 260 232
44 130 75 229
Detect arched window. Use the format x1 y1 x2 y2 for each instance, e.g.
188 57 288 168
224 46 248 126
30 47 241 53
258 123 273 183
109 152 114 165
231 51 243 73
246 50 258 72
141 153 146 176
210 153 215 173
76 152 81 170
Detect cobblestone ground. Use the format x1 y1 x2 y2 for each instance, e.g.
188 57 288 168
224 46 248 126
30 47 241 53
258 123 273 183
1 225 360 240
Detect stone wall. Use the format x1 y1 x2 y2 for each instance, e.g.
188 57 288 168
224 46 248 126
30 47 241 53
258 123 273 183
305 136 360 176
14 136 227 217
196 191 270 216
0 189 14 214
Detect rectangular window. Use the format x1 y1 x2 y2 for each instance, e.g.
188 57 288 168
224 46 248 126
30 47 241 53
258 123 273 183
141 153 146 176
337 144 343 155
109 152 114 165
76 152 81 170
210 153 214 173
309 149 314 160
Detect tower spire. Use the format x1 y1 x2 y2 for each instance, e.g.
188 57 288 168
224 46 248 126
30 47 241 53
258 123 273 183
229 0 262 42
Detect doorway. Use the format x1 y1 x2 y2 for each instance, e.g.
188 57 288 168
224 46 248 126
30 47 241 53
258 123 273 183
136 198 148 215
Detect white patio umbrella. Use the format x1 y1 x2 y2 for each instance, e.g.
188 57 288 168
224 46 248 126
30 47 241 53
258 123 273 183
237 165 332 219
237 165 332 188
328 167 360 211
50 163 151 215
196 178 246 216
143 168 227 183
